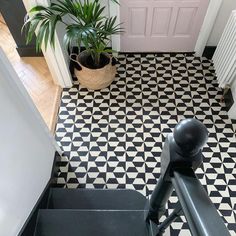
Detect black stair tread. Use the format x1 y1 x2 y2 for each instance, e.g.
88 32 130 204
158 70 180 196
35 209 150 236
48 188 147 210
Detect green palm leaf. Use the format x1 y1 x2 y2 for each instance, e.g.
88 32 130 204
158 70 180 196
23 0 123 66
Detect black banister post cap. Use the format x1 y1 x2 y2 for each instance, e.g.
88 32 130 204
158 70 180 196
173 119 208 156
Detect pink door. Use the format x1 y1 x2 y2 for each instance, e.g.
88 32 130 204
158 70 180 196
120 0 209 52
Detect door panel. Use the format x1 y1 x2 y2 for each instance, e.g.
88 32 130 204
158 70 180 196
151 8 172 36
120 0 210 52
174 8 197 35
129 8 148 36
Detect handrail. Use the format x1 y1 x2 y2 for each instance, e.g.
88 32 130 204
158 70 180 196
172 169 230 236
145 119 230 236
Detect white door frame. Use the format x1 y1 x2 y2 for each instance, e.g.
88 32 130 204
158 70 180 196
110 1 121 52
0 46 62 154
110 0 222 56
23 0 73 88
195 0 223 56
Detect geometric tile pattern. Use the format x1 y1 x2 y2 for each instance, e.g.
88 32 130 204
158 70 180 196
55 53 236 235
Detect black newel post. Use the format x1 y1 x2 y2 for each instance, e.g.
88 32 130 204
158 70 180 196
145 119 208 225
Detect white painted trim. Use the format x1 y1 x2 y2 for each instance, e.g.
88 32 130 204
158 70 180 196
0 47 62 154
42 34 73 88
195 0 223 56
110 1 120 52
22 0 73 88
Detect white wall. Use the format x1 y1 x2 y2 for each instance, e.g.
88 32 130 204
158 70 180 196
207 0 236 46
0 48 57 236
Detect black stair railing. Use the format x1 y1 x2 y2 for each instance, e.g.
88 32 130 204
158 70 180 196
145 118 230 236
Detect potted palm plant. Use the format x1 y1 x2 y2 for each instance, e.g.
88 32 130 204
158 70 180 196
23 0 122 90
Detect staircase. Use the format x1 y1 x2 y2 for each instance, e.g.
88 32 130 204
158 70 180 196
25 119 230 236
34 188 150 236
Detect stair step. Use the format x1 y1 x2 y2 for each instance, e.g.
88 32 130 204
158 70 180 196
35 209 150 236
48 188 147 210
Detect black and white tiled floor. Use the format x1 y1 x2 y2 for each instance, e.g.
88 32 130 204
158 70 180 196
56 53 236 235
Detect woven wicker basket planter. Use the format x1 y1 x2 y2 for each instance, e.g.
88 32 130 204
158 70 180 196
71 51 116 90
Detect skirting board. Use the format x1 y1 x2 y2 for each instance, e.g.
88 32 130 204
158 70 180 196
203 46 216 59
224 88 234 112
16 46 43 57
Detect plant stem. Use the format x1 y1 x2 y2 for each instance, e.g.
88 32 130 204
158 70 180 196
94 52 100 68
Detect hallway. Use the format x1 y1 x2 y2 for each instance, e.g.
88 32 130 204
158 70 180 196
0 14 61 132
